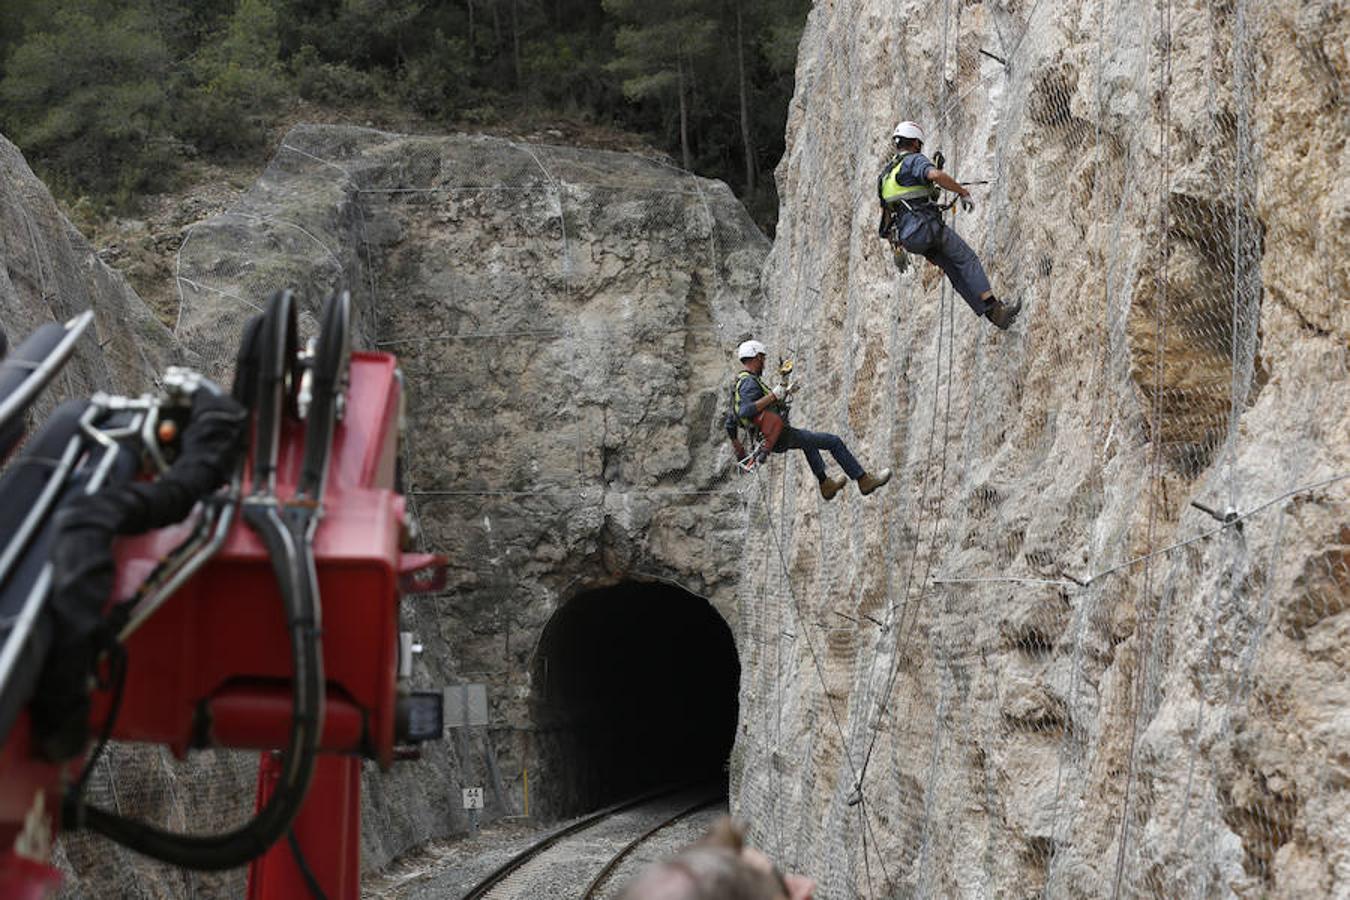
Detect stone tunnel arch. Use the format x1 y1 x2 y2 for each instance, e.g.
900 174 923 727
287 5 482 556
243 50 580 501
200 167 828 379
527 580 740 818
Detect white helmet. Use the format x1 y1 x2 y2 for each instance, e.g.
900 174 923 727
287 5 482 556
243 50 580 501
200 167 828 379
892 120 925 144
736 339 767 360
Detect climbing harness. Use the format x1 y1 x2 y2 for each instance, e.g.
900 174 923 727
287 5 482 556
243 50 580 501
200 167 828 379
730 360 795 473
878 150 977 258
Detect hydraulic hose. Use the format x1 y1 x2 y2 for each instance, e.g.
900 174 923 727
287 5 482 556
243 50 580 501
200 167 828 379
82 501 324 870
76 290 327 871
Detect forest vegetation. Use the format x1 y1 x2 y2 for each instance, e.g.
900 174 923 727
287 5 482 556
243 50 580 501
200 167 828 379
0 0 811 232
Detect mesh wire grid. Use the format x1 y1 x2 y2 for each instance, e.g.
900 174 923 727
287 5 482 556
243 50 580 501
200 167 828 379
53 0 1350 891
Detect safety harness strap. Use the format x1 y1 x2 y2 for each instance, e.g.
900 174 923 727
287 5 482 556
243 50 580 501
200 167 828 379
731 371 777 429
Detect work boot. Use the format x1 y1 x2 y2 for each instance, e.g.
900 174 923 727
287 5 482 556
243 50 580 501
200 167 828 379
820 475 848 501
857 469 892 496
985 297 1023 330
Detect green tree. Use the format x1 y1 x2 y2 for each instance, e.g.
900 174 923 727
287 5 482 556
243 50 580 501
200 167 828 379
158 0 234 58
732 0 756 194
0 0 174 202
176 0 287 153
399 29 474 117
0 0 45 78
603 0 717 171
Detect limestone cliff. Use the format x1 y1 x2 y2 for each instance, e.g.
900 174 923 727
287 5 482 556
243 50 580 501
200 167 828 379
162 126 768 885
734 0 1348 896
0 133 177 400
4 124 768 896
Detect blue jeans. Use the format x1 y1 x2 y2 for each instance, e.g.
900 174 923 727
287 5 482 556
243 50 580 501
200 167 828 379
921 224 994 316
773 427 865 481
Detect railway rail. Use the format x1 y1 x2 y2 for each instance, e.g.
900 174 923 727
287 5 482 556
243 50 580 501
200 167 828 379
461 783 726 899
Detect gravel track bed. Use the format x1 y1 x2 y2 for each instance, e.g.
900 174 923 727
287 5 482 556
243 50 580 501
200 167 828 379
362 788 726 899
586 802 728 899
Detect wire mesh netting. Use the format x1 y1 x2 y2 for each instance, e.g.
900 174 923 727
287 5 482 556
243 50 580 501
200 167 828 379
168 125 773 880
732 0 1348 897
58 0 1345 891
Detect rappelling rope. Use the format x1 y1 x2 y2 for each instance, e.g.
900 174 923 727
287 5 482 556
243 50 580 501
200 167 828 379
1110 0 1173 891
847 0 968 806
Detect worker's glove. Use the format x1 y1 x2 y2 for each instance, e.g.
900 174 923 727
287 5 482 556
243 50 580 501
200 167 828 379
775 381 801 401
959 195 975 213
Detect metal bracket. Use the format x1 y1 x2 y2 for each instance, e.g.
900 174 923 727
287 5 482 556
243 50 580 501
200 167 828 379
1191 500 1243 531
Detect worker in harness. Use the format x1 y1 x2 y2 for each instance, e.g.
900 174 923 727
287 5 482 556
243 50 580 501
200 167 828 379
724 340 891 500
878 120 1022 330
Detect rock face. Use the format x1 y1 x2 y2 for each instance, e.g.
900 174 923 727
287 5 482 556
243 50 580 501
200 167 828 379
7 0 1346 889
0 133 177 402
734 0 1348 897
5 124 767 896
169 126 769 878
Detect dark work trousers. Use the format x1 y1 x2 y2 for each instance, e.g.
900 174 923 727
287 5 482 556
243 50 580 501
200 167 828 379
920 224 994 316
773 427 865 481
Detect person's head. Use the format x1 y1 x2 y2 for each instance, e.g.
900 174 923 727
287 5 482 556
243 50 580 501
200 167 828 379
891 119 925 153
736 339 767 375
616 846 784 900
617 818 815 900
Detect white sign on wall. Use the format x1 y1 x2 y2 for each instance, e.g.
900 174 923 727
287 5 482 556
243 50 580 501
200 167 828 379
462 787 484 810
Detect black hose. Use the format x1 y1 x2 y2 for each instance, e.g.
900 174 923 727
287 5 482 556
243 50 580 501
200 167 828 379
64 645 127 818
82 501 324 870
249 290 298 495
77 291 325 871
288 828 330 900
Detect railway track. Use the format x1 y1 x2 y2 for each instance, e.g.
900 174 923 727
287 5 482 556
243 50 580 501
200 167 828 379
461 783 726 900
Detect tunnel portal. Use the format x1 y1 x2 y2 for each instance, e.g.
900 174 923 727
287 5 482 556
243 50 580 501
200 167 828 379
530 581 739 816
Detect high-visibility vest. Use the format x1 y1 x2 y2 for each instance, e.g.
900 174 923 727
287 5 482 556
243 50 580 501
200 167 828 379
879 153 941 207
730 371 778 428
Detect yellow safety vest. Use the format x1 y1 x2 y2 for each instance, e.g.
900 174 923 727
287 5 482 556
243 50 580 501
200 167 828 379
879 153 941 207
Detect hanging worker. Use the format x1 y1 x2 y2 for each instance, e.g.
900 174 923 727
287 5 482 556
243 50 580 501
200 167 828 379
878 120 1022 330
725 339 891 500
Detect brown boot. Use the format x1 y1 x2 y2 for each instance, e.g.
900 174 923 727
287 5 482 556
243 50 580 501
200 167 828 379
985 297 1023 330
857 469 892 496
820 475 848 501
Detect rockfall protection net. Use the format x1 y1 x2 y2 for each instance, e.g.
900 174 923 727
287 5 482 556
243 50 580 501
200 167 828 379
171 126 771 879
164 0 1347 891
733 0 1348 897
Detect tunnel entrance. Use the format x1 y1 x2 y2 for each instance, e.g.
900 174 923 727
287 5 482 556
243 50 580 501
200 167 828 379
530 581 739 817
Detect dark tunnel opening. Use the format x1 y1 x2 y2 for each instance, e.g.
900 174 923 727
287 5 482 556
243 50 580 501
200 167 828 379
530 581 739 817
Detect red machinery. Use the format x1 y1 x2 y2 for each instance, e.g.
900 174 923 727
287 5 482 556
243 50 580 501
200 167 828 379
0 290 444 898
